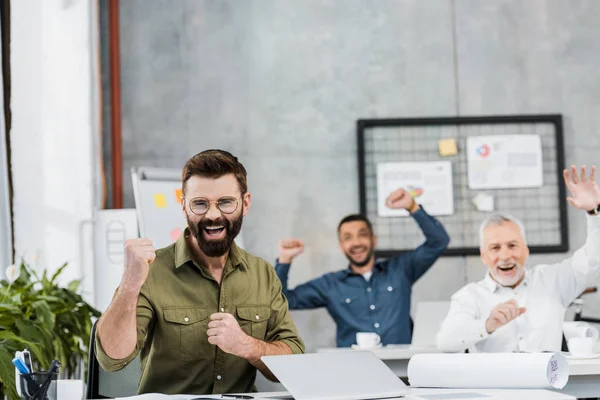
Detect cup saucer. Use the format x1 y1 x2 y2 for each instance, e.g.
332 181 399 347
351 343 383 350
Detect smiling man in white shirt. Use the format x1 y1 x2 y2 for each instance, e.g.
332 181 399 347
437 165 600 353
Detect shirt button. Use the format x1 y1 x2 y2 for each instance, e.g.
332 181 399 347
255 315 260 320
374 323 380 328
184 317 189 322
345 298 351 303
519 337 524 340
387 286 393 292
220 308 225 312
370 305 376 310
216 375 222 380
367 287 372 293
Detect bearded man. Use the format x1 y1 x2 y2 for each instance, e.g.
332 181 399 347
96 150 304 395
275 188 450 347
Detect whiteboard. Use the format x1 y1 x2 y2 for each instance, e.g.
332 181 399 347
131 167 245 250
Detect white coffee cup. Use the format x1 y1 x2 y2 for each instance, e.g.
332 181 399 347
568 337 596 356
356 332 381 348
57 380 84 400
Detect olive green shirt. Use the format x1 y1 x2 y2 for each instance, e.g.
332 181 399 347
95 230 304 395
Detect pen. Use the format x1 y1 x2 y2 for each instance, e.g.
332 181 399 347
12 357 38 396
23 349 33 372
12 357 31 374
35 359 60 400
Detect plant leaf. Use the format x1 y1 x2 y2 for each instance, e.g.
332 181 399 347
50 262 69 284
0 345 18 400
67 280 80 293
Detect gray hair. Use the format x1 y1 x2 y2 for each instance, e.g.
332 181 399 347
479 213 527 249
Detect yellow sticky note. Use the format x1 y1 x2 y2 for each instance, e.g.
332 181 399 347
154 193 167 208
439 138 458 156
175 188 183 203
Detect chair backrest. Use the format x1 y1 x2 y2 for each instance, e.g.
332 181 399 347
86 320 142 399
411 301 451 348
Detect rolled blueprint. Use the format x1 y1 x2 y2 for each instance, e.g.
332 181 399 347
407 353 568 389
564 321 599 341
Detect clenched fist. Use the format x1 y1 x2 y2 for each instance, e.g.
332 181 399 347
485 299 526 334
121 238 156 291
278 238 304 264
207 313 252 358
385 188 419 213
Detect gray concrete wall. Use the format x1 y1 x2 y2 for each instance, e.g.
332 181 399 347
101 0 600 354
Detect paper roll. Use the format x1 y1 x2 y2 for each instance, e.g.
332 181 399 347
407 353 569 389
564 321 599 341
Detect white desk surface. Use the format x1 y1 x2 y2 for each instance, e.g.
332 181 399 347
566 356 600 375
112 388 575 400
316 344 439 360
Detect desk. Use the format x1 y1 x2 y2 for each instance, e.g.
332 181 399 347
108 388 575 400
317 346 600 398
553 357 600 398
316 344 438 377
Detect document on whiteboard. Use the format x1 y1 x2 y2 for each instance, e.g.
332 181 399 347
467 134 543 190
377 161 454 217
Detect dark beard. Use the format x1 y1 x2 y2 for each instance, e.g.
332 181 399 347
344 247 375 268
188 212 244 258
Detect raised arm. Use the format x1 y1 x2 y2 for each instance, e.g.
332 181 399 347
385 188 450 283
96 239 156 370
548 165 600 306
274 238 329 309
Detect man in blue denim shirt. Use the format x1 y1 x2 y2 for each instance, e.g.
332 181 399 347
275 188 450 347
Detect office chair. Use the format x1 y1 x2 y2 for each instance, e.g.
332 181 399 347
86 320 142 399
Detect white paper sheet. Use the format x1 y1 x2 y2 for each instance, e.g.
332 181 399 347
377 161 453 217
407 353 568 389
466 135 543 190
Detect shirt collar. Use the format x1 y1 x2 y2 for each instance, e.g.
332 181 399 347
341 260 384 279
174 227 248 271
481 269 530 292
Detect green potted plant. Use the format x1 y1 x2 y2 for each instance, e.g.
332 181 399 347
0 261 101 400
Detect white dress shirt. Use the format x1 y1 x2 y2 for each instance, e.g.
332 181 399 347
436 214 600 353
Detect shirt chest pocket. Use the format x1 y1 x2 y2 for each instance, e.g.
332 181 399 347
163 306 210 361
236 305 271 340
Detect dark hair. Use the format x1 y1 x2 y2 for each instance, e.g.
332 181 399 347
337 214 373 235
181 149 248 194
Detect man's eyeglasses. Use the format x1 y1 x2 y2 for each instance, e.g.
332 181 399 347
186 196 239 215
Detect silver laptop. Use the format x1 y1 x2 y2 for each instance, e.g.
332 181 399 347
411 301 450 348
261 351 408 400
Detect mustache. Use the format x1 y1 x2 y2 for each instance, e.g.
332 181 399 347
197 217 230 230
495 260 519 268
350 246 368 252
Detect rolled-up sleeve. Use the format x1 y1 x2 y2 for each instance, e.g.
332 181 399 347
265 266 305 354
95 285 155 372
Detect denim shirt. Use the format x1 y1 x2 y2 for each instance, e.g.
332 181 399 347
275 207 450 347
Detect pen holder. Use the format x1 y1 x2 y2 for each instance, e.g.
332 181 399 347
19 371 58 400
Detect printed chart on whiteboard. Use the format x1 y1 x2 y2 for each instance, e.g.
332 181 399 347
467 135 543 190
377 162 454 217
